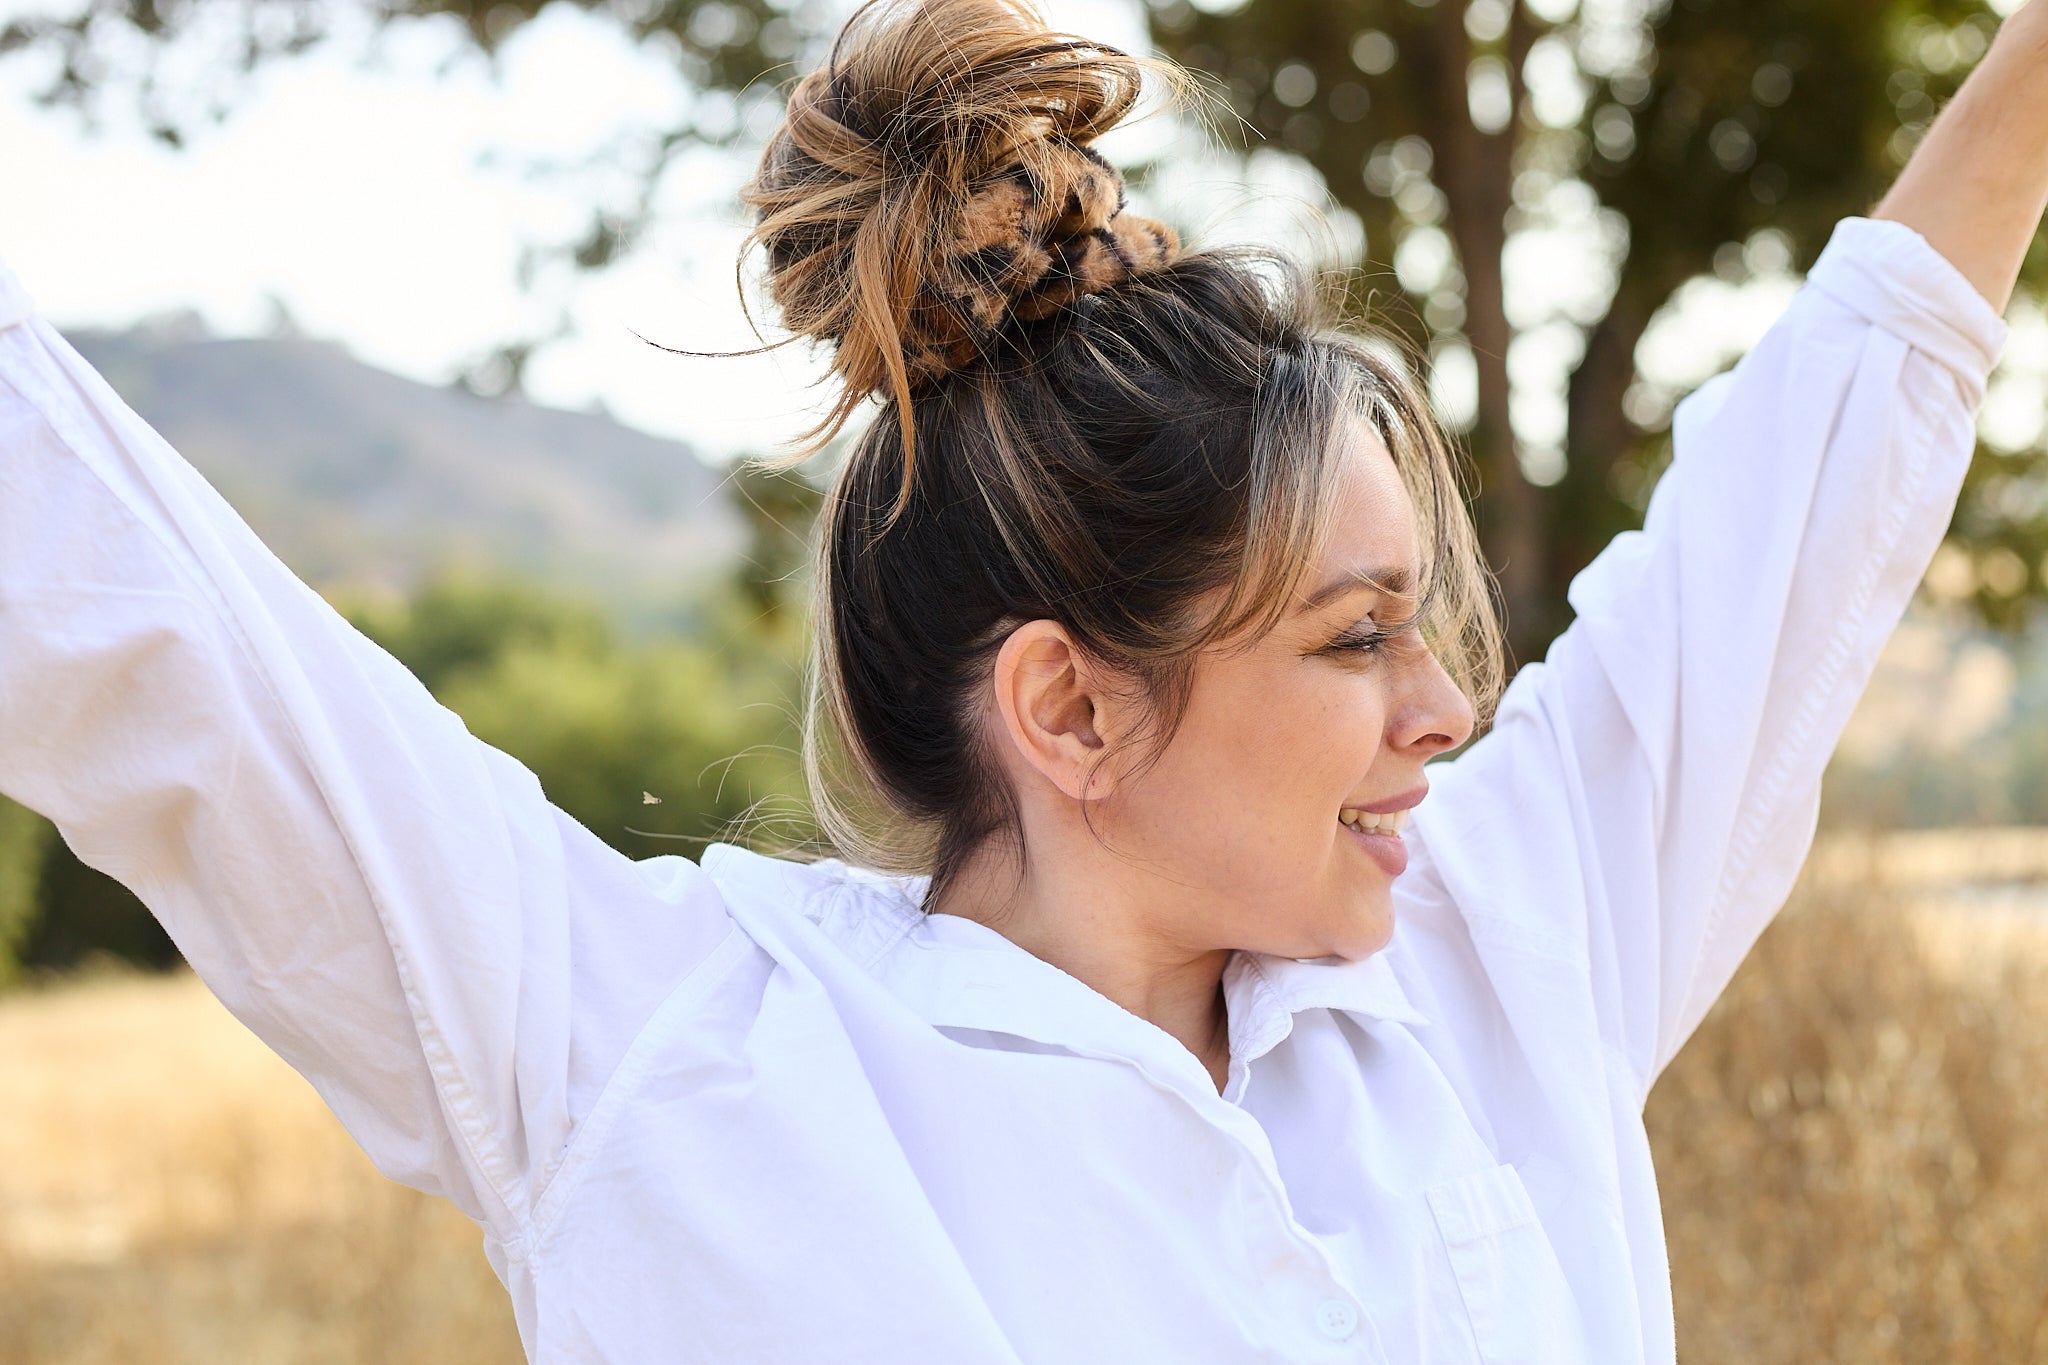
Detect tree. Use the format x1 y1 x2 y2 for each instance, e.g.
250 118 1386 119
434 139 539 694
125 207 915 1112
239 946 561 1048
337 571 811 852
0 797 55 985
9 0 2044 657
1149 0 2019 654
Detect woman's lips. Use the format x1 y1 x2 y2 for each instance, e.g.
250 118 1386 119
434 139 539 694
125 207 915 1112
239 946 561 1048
1339 816 1409 877
1338 784 1425 878
1350 782 1428 816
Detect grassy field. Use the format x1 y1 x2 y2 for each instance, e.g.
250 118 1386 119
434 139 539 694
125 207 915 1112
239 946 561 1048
0 973 522 1365
2 837 2045 1363
1647 843 2048 1362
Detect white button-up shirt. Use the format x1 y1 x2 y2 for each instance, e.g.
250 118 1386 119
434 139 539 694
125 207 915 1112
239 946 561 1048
0 218 2004 1363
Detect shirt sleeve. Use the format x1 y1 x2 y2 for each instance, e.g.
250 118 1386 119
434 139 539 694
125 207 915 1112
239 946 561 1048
1410 218 2006 1100
0 260 738 1238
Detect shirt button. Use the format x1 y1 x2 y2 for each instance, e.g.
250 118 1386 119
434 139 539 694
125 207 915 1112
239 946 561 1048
1314 1298 1358 1341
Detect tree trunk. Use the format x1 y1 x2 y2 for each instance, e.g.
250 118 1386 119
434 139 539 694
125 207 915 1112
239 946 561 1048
1554 295 1652 602
1420 2 1547 664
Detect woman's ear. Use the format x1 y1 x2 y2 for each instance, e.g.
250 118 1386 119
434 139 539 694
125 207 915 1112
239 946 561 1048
989 621 1123 803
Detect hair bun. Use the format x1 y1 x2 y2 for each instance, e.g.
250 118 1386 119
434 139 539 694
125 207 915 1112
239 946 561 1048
914 140 1178 379
743 0 1180 474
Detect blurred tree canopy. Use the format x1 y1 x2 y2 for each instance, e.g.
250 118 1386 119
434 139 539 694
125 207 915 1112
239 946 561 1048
7 0 2046 657
1149 0 2036 654
341 572 811 848
0 797 50 987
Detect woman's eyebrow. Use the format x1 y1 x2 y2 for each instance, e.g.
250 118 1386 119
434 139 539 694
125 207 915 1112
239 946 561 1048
1296 564 1417 614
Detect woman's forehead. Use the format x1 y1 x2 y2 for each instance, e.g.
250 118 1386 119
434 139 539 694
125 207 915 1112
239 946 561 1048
1314 420 1419 590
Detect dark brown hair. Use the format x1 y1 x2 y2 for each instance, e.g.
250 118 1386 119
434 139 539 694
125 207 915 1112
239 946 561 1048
744 0 1501 899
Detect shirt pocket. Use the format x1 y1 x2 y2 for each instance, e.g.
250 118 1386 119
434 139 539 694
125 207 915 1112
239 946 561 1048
1426 1163 1582 1364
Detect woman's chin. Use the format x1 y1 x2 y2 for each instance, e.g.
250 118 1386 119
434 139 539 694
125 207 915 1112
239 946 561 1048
1332 922 1395 963
1273 899 1395 964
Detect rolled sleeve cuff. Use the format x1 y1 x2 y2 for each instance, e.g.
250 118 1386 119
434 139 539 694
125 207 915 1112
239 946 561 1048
1807 217 2008 401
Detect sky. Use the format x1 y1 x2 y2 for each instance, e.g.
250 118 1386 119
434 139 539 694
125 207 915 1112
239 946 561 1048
1 1 828 457
0 0 1254 461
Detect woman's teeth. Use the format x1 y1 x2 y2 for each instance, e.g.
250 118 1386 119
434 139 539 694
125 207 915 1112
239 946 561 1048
1340 808 1409 836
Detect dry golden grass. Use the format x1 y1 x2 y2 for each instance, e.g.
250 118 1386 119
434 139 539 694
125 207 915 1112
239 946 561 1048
1649 851 2048 1363
2 839 2045 1363
0 971 521 1365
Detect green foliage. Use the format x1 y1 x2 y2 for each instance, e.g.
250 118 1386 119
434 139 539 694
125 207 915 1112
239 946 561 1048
0 797 54 986
341 572 814 856
0 793 181 982
339 574 616 696
20 835 180 973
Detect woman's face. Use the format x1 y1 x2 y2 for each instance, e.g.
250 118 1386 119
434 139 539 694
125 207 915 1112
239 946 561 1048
1094 418 1475 962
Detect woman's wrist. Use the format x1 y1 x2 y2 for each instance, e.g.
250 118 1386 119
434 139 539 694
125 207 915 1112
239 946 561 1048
1873 3 2048 311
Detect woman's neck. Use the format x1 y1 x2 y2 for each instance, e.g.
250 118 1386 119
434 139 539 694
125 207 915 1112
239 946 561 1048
931 834 1236 1093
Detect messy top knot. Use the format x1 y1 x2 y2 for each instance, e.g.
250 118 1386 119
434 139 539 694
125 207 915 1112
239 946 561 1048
743 0 1179 487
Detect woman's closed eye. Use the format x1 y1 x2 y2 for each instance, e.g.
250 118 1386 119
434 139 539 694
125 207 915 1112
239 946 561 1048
1326 626 1390 656
1320 615 1423 661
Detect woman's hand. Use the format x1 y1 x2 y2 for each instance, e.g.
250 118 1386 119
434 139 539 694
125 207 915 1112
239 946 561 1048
1876 0 2048 312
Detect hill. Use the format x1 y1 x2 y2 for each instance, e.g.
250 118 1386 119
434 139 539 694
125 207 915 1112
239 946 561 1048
66 316 746 615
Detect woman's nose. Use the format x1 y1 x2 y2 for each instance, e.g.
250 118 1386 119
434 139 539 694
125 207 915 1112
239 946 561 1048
1392 650 1475 757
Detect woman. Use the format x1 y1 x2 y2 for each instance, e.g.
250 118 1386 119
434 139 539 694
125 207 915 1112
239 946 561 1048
0 0 2038 1357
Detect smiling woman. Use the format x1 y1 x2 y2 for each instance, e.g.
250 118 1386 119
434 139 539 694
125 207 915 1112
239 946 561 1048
930 422 1476 1036
0 0 2044 1360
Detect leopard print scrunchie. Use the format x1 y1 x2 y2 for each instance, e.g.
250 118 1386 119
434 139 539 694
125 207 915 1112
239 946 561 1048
907 138 1181 381
744 4 1176 455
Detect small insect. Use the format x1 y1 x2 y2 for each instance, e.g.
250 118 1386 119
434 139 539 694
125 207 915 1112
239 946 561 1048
642 792 663 805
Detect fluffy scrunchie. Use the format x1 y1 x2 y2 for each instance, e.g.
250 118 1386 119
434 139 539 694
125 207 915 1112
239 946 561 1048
907 139 1181 380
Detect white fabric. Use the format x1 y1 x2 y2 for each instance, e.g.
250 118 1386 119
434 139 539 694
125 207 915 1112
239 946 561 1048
0 217 2004 1363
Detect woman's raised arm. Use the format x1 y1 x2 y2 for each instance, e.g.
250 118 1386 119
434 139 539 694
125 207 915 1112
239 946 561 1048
0 260 738 1253
1875 0 2048 312
1401 18 2037 1104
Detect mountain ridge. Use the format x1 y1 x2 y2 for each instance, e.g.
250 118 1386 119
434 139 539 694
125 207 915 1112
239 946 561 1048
68 317 747 615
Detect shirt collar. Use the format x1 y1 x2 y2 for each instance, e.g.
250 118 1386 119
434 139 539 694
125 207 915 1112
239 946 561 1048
1221 947 1427 1072
881 910 1203 1085
700 843 1427 1086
